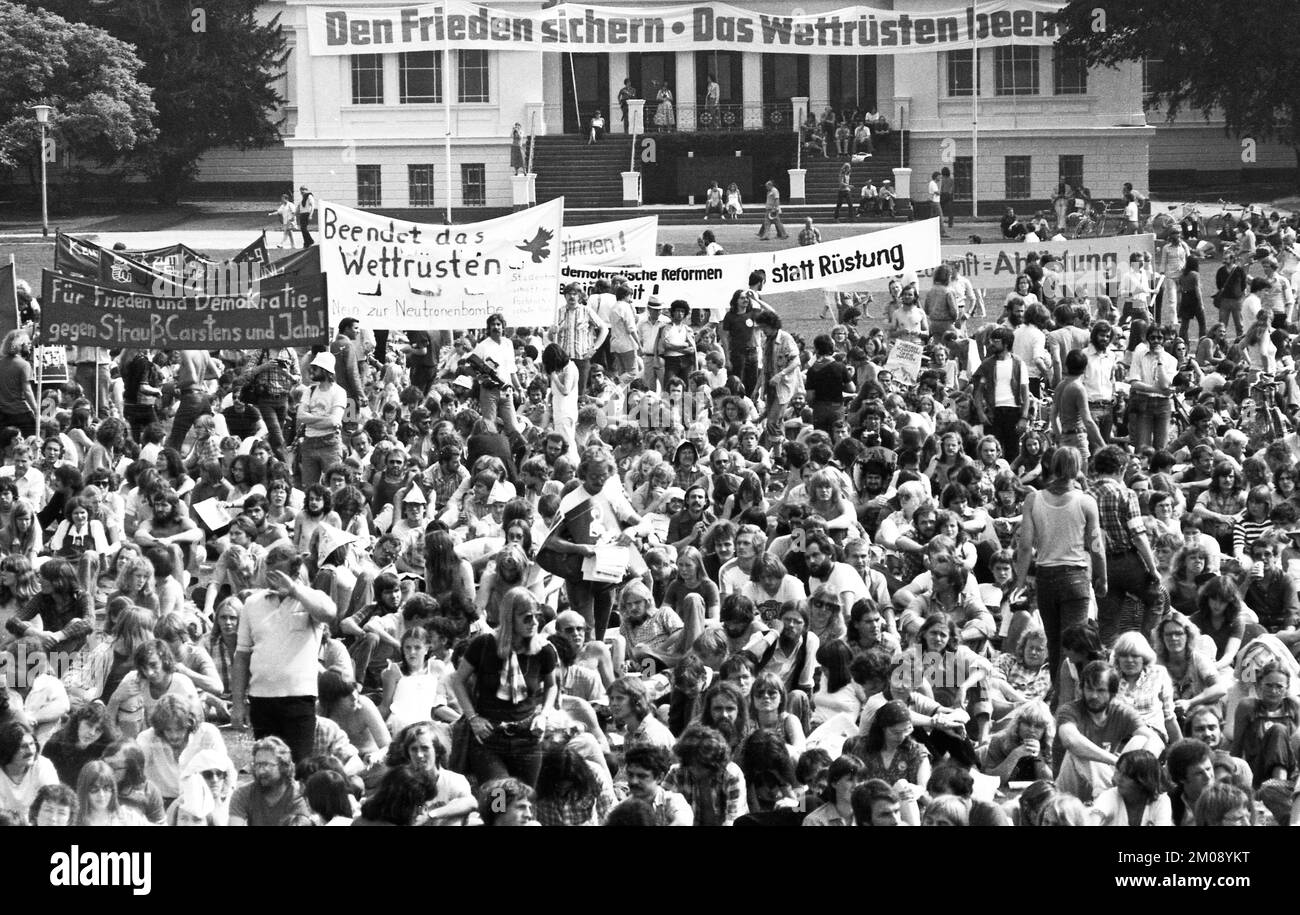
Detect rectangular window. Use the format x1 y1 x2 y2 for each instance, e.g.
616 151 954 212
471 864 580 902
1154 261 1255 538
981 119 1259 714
1053 49 1088 95
461 163 486 206
1005 156 1031 200
1142 57 1164 96
350 54 384 105
946 49 980 97
408 164 435 207
457 50 489 103
1058 155 1084 195
953 156 973 202
400 51 442 103
995 46 1039 96
356 165 382 207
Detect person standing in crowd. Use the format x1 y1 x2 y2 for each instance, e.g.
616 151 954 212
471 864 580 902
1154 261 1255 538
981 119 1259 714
165 349 221 453
296 351 347 488
230 544 338 763
553 283 609 395
1014 447 1107 683
0 331 37 437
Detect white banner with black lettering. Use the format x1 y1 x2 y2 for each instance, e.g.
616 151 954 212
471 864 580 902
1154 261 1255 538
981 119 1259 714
562 216 658 266
318 198 564 330
563 219 942 312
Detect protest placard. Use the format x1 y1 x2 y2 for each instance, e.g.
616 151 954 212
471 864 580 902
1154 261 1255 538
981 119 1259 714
319 198 564 330
40 270 329 348
884 339 924 384
561 216 657 266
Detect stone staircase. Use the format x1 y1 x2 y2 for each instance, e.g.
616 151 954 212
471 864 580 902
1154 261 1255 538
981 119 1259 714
532 134 634 208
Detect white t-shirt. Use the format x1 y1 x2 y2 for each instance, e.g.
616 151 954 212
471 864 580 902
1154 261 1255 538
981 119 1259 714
472 336 516 388
739 575 807 620
809 563 869 607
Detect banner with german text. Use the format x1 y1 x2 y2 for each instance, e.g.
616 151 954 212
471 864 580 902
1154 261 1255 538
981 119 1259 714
561 216 658 266
41 270 330 348
307 2 1066 56
318 198 565 331
562 219 942 312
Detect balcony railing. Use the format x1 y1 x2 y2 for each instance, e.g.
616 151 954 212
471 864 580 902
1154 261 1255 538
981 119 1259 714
544 101 803 135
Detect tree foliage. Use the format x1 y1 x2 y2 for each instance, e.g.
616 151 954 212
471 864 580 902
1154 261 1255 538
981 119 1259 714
0 0 157 171
1052 0 1300 148
32 0 289 203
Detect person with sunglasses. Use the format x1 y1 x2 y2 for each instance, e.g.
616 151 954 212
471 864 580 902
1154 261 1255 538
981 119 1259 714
451 588 559 787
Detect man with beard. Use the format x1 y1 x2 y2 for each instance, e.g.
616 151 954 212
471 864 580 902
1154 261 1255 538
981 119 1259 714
616 580 688 673
803 530 869 618
1053 660 1155 802
240 494 290 549
230 545 339 762
135 488 203 577
228 736 310 826
668 484 716 554
623 745 693 825
297 351 347 488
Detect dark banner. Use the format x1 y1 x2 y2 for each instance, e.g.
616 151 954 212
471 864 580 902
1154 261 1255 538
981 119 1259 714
40 269 329 348
53 232 102 278
57 234 281 296
0 263 17 337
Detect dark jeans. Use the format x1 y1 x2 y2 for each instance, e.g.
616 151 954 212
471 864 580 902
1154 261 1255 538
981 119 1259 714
835 190 855 220
74 363 110 414
123 403 158 443
467 724 544 787
167 390 210 452
1034 565 1093 686
566 578 616 640
298 213 315 246
299 433 343 488
248 695 316 763
662 354 693 388
989 406 1023 463
1095 551 1161 647
253 394 290 461
811 401 844 432
731 352 759 400
0 409 35 437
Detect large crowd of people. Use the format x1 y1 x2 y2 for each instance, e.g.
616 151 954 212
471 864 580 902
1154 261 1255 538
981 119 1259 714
2 214 1300 828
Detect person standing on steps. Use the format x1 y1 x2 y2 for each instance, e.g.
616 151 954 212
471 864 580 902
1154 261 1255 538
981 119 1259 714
298 186 317 247
757 181 789 240
618 79 637 132
834 163 855 223
511 123 525 175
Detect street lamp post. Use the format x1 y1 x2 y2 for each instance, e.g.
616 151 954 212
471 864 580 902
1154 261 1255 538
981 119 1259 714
32 105 52 237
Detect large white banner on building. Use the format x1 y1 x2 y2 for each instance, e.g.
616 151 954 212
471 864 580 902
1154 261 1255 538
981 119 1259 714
562 219 942 311
319 198 564 330
307 2 1067 56
562 216 658 265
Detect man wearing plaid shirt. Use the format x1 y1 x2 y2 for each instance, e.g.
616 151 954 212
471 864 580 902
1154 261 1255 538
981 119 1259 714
552 283 609 394
1088 446 1162 645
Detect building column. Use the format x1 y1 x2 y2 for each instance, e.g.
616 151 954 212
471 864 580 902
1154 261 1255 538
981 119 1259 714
809 55 829 115
609 52 629 132
742 52 763 130
676 52 697 131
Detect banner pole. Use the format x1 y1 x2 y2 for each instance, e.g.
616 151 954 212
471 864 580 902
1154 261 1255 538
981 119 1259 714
34 348 42 442
971 0 980 219
442 9 454 225
568 53 582 138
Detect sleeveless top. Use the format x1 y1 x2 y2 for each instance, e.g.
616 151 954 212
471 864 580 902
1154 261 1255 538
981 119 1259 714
1028 489 1091 568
